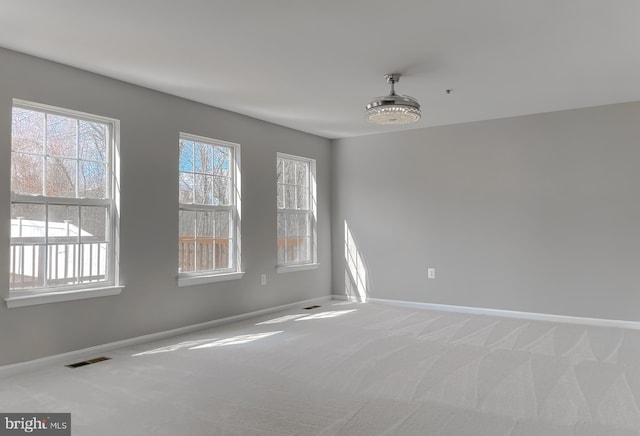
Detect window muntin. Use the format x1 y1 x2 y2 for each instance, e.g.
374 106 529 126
10 102 116 292
277 154 316 266
179 134 239 276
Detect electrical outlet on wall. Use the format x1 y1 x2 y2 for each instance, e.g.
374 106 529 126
427 268 436 279
260 274 267 286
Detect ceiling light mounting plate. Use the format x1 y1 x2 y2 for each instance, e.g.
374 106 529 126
385 73 401 85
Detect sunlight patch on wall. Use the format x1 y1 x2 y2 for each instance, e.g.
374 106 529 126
345 220 368 301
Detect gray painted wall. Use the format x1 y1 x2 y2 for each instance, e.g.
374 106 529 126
0 48 332 366
332 102 640 322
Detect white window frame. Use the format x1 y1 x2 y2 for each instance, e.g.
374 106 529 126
5 99 122 308
178 133 243 287
276 153 318 273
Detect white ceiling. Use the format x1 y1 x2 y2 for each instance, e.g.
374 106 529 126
1 0 640 139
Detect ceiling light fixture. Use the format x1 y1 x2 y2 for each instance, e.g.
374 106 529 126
365 73 421 125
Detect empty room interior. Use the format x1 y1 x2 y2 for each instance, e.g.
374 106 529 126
2 1 640 435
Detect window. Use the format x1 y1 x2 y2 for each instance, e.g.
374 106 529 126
277 153 317 270
9 100 120 305
178 133 241 285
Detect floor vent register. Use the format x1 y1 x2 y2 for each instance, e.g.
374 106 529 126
66 356 112 369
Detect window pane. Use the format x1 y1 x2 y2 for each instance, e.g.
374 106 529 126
12 108 44 153
79 242 105 283
179 210 195 238
214 146 230 176
277 239 286 264
296 186 309 210
179 140 194 172
215 240 229 269
179 172 194 204
179 210 196 273
46 114 77 158
194 174 213 205
11 153 43 195
12 203 46 243
277 213 286 237
285 213 298 237
196 211 215 272
276 157 283 183
298 213 310 237
298 237 310 262
48 205 80 242
196 240 214 271
179 241 195 273
296 161 308 186
79 161 106 198
287 237 299 263
196 210 214 238
195 142 213 173
277 184 285 209
215 211 230 238
10 203 46 289
80 206 107 242
277 213 286 264
80 206 107 283
284 159 295 184
48 242 79 287
285 185 295 209
79 121 107 162
213 176 231 206
46 158 77 197
48 205 80 287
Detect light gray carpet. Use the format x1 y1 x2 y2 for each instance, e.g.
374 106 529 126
2 300 640 435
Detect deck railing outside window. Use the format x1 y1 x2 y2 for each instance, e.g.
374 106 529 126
10 238 107 290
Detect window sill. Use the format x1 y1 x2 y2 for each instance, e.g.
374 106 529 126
4 285 124 309
277 263 320 274
178 271 245 287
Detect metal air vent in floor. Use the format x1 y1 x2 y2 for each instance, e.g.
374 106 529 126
66 356 111 369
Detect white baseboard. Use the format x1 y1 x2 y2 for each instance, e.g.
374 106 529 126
331 294 350 301
332 294 640 330
0 295 332 379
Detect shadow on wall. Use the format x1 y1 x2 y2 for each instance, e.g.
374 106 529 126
344 220 369 301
